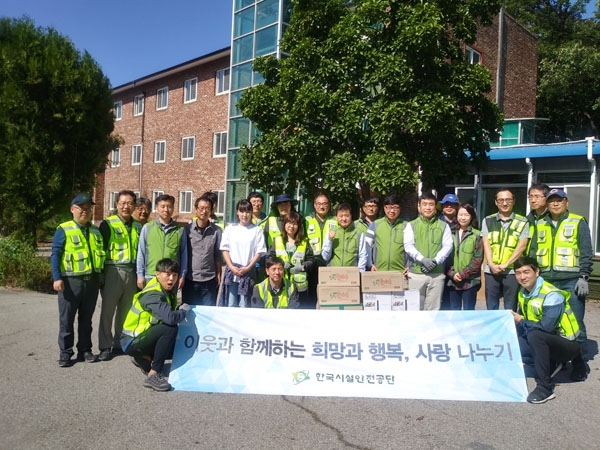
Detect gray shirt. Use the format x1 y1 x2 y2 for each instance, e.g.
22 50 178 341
185 221 222 282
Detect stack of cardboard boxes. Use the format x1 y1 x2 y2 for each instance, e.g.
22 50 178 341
316 267 362 310
316 267 420 311
361 271 419 311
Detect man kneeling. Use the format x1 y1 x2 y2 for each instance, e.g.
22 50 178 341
121 258 189 391
512 256 583 404
251 256 299 308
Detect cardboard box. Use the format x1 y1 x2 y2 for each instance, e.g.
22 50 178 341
318 266 360 287
390 290 421 311
361 271 405 292
363 292 392 311
317 286 361 304
317 303 363 310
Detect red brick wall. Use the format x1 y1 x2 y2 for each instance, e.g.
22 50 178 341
475 12 538 118
99 54 229 223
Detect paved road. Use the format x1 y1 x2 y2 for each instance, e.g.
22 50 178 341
1 288 599 450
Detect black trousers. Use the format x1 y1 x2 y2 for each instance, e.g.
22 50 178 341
126 323 178 373
518 329 581 390
58 275 99 357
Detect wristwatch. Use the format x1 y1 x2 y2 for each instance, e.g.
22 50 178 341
579 275 590 281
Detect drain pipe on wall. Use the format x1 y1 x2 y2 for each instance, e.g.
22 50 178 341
525 157 533 215
586 137 596 249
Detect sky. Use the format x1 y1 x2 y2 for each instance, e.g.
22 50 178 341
1 0 233 87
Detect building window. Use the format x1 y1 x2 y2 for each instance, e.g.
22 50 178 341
133 95 144 116
215 190 225 216
154 141 166 163
216 68 230 95
156 87 168 110
466 46 481 65
213 131 227 157
180 191 193 214
113 101 122 120
184 78 197 103
110 148 121 168
152 190 164 212
132 144 142 165
181 136 195 160
109 191 119 212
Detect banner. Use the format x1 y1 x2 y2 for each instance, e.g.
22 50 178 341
170 308 528 402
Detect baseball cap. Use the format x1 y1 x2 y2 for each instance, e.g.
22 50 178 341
71 193 95 206
545 188 568 200
439 193 459 205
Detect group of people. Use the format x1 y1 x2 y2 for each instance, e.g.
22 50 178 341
51 185 592 400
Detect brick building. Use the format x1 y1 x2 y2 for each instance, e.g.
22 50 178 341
94 48 230 224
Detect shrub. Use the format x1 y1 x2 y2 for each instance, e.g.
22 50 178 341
0 236 53 293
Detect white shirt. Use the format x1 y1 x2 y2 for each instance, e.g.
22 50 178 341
220 223 266 267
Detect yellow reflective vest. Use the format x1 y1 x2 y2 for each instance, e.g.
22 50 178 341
485 214 528 267
256 279 297 308
305 216 337 256
104 215 142 265
533 214 583 274
518 280 580 341
273 236 309 291
58 220 105 276
122 277 177 339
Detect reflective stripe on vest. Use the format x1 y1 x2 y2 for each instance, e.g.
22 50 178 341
59 221 105 276
486 214 527 267
305 216 336 256
534 214 583 273
256 279 296 309
518 280 580 341
104 215 142 264
273 236 308 291
122 277 177 338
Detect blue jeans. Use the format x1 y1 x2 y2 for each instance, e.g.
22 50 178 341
182 278 218 306
448 285 479 310
227 282 247 308
548 277 587 340
485 273 518 311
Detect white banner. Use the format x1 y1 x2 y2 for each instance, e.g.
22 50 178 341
170 308 528 402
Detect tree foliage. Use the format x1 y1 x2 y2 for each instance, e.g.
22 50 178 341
238 0 504 201
503 0 600 139
0 17 118 245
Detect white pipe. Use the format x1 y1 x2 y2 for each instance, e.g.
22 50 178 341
586 137 596 251
526 157 533 215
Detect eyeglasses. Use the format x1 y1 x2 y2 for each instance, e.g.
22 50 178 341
385 205 400 211
196 206 211 211
496 198 514 204
117 201 135 207
363 204 378 209
315 202 330 207
74 204 92 212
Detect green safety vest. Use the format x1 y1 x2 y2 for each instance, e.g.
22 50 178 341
328 225 360 267
305 216 337 256
485 214 528 267
144 221 184 275
410 216 446 274
452 227 481 275
273 236 309 291
58 220 105 276
368 218 406 271
518 280 580 341
122 277 177 339
533 213 583 274
104 215 142 265
256 279 297 309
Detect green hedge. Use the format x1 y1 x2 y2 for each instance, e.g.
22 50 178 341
0 237 53 293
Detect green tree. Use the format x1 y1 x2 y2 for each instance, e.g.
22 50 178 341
0 17 117 245
238 0 503 201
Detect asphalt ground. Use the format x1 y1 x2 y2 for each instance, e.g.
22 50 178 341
1 287 599 450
